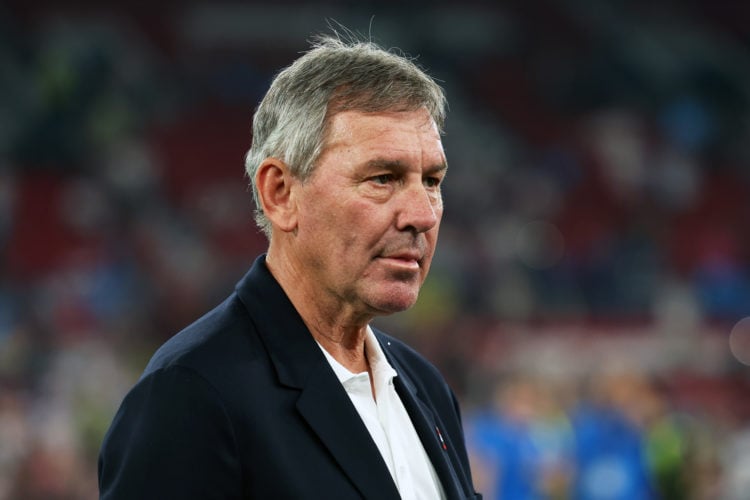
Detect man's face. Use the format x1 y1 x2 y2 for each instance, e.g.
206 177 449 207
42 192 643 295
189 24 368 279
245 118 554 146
291 108 446 317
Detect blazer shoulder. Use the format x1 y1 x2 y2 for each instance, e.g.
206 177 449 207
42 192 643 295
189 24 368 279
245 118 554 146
143 292 262 378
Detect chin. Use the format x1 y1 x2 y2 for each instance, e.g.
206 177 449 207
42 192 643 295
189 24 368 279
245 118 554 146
369 288 420 315
377 302 416 316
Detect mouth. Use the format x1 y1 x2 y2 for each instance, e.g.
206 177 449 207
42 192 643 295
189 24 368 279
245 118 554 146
378 251 422 271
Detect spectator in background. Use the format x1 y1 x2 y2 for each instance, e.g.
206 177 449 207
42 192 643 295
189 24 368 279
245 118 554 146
467 376 574 499
569 372 658 500
97 34 480 499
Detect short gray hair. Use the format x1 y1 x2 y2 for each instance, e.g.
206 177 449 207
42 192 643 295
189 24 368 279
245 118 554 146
244 34 447 238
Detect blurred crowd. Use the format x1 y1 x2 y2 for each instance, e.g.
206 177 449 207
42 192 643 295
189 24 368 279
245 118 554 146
1 1 749 498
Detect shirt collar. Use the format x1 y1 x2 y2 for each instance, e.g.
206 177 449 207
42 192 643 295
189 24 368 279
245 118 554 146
317 326 398 387
364 327 398 384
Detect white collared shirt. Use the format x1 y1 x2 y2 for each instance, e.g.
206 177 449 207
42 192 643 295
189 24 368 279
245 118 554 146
317 327 446 500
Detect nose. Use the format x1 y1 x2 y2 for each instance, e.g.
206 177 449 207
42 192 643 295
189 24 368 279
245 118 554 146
396 183 440 234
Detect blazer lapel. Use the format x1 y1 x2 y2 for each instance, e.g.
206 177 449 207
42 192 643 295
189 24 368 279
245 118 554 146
296 370 401 500
392 375 465 500
236 256 400 500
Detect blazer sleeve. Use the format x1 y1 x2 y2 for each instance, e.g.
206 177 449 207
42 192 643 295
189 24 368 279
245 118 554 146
98 365 243 499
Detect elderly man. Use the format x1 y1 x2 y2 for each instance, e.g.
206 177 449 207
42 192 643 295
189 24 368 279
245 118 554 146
98 34 481 500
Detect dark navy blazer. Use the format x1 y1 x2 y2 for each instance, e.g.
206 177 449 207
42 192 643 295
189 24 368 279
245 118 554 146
98 255 481 499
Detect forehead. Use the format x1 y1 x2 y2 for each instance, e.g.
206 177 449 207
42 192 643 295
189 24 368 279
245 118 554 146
321 109 445 164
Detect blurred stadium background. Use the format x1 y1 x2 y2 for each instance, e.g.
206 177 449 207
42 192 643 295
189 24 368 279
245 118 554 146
1 1 749 498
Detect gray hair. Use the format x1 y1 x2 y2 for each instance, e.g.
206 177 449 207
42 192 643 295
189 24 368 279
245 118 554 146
244 34 447 238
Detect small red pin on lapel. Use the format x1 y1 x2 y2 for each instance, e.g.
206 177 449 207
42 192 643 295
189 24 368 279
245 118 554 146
436 426 447 450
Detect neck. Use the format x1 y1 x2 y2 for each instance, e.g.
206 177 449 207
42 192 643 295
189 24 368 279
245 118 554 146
316 327 370 374
265 245 372 373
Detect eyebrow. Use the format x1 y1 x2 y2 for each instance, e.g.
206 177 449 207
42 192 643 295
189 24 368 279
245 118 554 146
363 158 448 175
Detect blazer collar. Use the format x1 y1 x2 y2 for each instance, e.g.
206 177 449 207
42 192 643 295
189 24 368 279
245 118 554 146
235 255 400 500
235 254 320 389
377 333 467 500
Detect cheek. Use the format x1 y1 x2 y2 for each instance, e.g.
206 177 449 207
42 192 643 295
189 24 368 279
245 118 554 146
427 218 442 245
421 224 442 267
342 202 390 239
306 200 380 258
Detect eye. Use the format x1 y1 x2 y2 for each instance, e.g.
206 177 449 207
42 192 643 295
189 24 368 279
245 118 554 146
424 176 442 188
371 174 395 185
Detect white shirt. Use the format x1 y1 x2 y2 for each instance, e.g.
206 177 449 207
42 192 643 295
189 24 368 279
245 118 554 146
317 327 446 500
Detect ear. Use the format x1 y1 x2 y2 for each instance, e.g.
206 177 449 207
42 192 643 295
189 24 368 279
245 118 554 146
255 158 299 233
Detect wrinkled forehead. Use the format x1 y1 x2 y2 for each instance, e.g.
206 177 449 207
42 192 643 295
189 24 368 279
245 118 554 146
329 108 441 145
314 109 446 176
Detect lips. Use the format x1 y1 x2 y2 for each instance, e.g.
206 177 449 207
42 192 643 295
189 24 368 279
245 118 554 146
383 251 422 263
377 239 428 270
377 250 424 273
